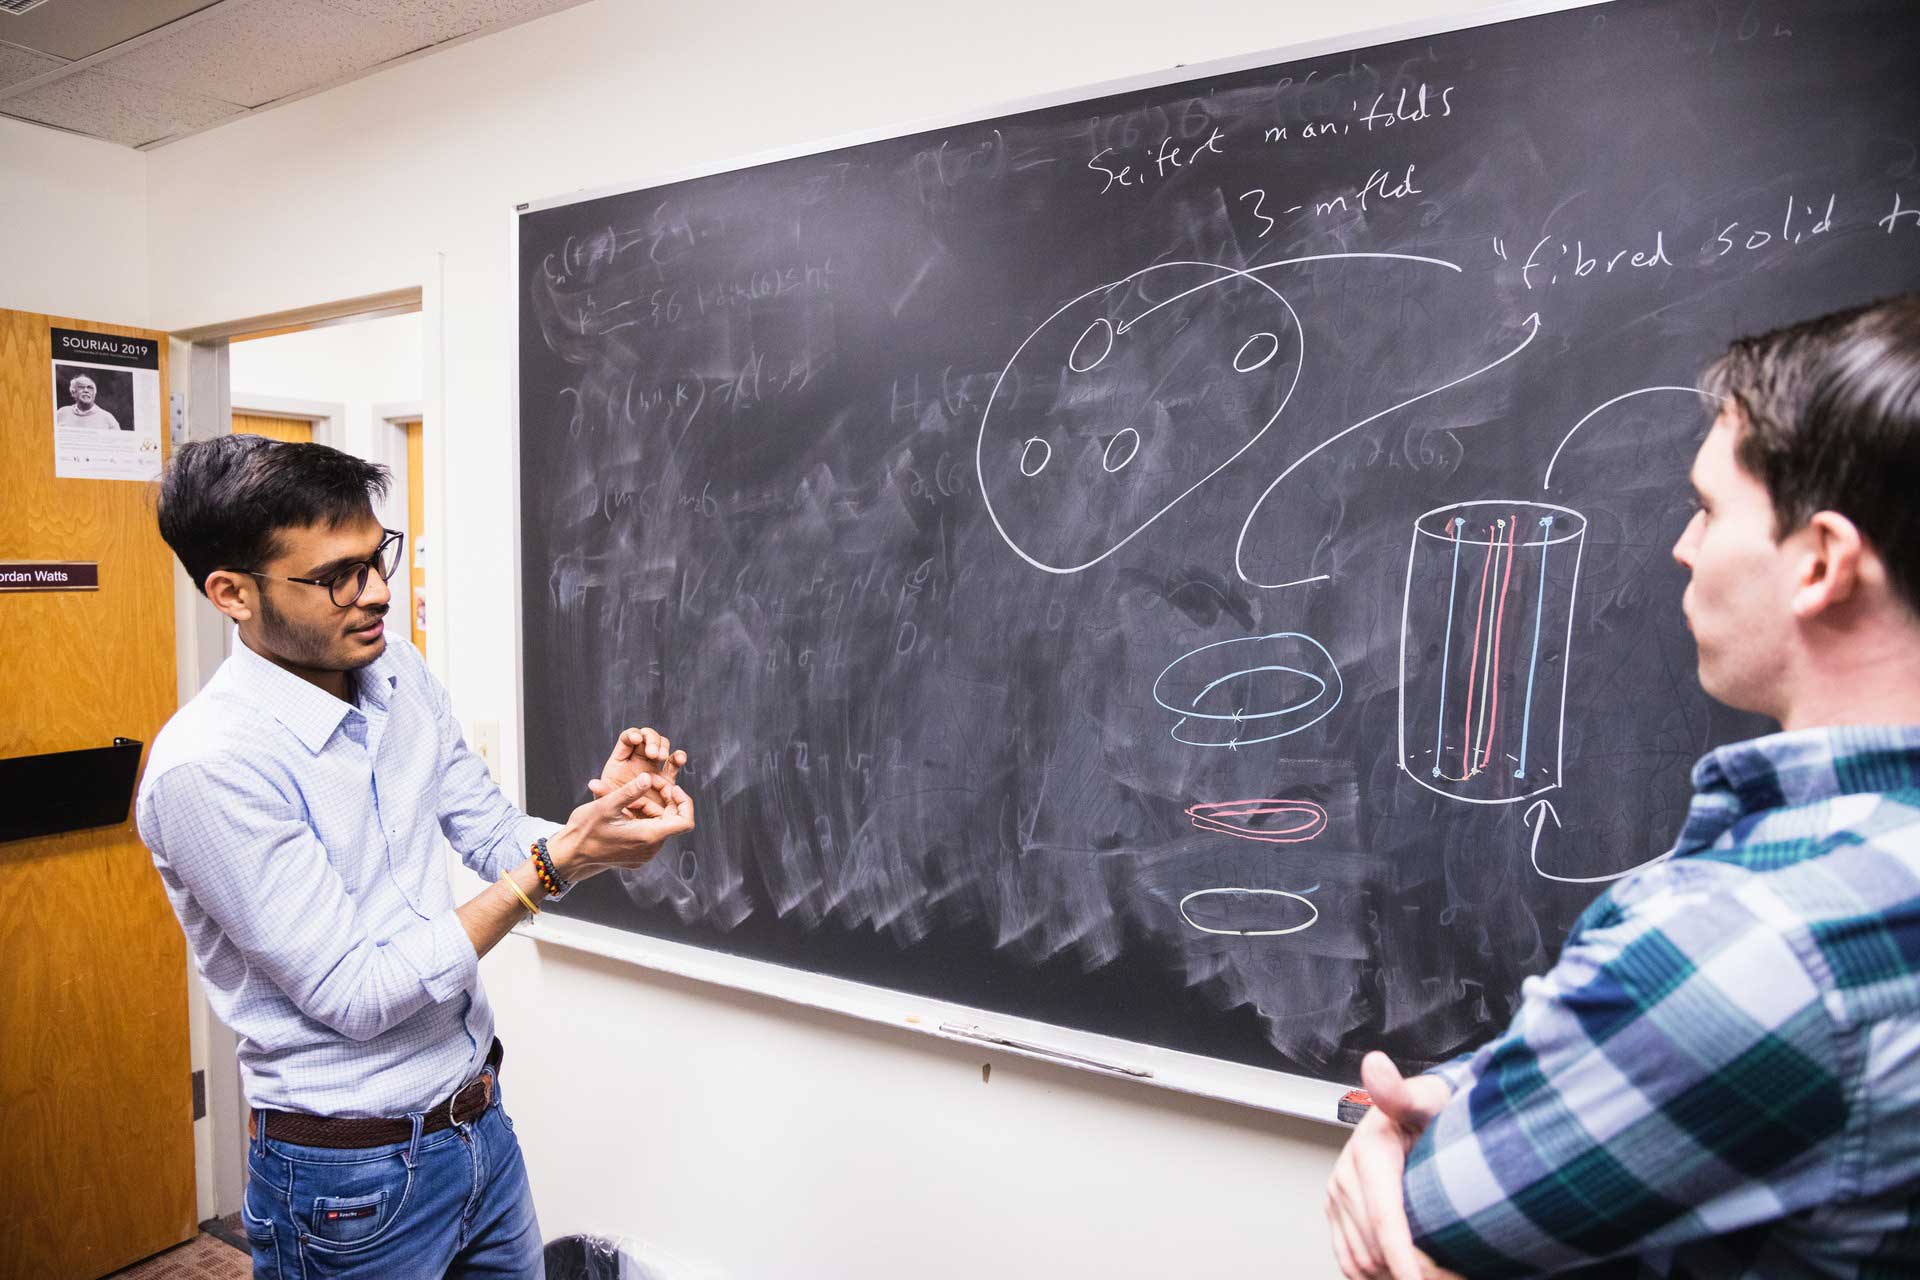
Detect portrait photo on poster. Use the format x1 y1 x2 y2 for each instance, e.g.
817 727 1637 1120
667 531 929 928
49 326 162 482
53 362 132 432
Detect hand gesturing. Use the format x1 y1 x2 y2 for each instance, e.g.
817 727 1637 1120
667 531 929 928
587 726 687 818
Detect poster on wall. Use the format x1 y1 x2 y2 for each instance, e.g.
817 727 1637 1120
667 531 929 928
50 327 162 481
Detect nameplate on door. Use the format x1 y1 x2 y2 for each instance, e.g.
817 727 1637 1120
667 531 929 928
0 561 99 591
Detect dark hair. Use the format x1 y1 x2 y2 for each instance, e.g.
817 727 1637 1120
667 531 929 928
157 434 392 596
1701 291 1920 611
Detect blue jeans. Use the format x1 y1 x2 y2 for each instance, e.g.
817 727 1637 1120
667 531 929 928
240 1077 542 1279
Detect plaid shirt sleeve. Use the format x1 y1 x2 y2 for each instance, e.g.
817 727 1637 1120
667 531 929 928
1403 869 1850 1278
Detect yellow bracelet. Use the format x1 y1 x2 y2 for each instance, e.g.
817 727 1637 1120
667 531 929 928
500 870 540 915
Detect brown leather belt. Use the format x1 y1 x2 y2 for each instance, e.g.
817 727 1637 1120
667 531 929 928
248 1038 504 1150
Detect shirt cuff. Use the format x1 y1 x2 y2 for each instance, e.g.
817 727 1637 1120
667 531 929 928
1425 1051 1477 1095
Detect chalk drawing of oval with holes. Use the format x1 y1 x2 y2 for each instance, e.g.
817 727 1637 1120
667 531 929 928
977 262 1302 575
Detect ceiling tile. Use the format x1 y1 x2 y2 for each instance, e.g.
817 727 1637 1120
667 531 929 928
0 66 241 146
0 0 222 62
0 39 65 91
319 0 579 45
102 0 428 109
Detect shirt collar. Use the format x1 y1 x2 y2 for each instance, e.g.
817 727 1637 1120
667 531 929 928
1677 724 1920 853
357 644 399 712
228 630 401 753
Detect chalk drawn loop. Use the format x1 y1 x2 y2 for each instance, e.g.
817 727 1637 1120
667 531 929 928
1068 317 1115 372
1102 427 1141 473
1153 632 1343 747
1179 887 1319 937
1187 798 1328 844
1234 332 1282 372
1019 437 1053 477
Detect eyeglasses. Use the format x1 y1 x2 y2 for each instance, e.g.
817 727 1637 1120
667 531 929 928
245 529 405 608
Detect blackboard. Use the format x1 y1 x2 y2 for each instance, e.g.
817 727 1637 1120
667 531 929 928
515 0 1920 1096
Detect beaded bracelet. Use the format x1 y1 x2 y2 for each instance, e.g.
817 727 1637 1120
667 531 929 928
531 836 568 897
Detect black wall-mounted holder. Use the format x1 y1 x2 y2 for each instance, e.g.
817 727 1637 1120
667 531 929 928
0 738 144 844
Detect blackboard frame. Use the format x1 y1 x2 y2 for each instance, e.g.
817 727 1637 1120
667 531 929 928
508 0 1614 1125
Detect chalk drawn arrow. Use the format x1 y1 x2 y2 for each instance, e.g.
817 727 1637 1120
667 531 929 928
1237 311 1545 590
1525 797 1560 856
1527 796 1673 885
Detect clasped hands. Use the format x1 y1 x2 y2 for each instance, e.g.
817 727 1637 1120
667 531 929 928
548 726 696 881
1325 1051 1463 1280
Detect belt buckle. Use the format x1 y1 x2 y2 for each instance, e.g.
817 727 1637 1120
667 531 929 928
448 1073 491 1126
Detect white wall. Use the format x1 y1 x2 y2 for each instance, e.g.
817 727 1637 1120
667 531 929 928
0 115 149 325
229 312 424 534
229 311 423 450
128 0 1537 1273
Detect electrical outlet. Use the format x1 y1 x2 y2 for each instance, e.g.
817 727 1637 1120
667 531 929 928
471 720 502 782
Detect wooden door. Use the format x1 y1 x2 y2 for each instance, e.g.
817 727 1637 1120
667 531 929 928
231 410 313 443
403 419 426 654
0 309 195 1278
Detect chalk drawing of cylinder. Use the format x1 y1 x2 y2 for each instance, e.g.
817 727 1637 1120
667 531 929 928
1397 501 1586 805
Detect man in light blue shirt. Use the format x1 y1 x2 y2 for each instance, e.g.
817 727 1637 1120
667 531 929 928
140 433 691 1279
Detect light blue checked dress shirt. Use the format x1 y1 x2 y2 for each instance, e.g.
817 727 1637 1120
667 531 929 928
138 633 560 1118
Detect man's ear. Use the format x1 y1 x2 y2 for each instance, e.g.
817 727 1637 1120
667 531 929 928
203 569 256 624
1790 510 1868 620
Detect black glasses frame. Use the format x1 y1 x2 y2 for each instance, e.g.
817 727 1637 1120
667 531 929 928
245 529 405 609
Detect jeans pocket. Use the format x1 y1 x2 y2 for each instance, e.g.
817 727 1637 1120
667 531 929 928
308 1190 388 1246
291 1149 416 1260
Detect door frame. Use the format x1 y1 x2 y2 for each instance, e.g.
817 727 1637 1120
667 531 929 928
229 392 345 451
372 400 425 603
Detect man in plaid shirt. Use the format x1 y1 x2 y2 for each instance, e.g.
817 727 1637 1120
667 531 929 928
1326 291 1920 1278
